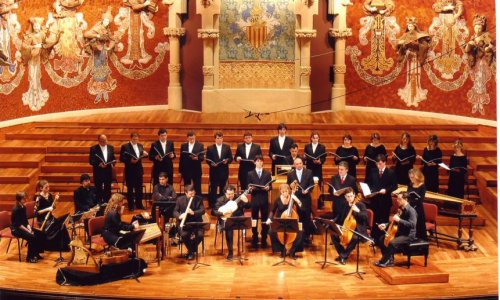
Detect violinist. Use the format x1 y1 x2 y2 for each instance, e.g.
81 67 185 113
287 157 314 246
11 192 45 263
212 185 249 261
34 179 58 227
266 184 303 259
374 193 417 268
331 188 367 265
173 185 205 260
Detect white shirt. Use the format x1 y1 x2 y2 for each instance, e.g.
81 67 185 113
296 169 303 182
160 140 167 154
278 135 286 150
255 168 263 178
188 142 195 153
100 145 108 162
131 143 140 158
245 143 252 159
216 144 222 158
311 143 318 154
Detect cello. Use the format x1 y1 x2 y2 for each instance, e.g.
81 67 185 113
340 193 362 248
276 182 300 249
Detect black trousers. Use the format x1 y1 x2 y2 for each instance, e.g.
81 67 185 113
377 235 413 263
11 228 44 259
180 228 203 254
251 199 269 243
126 175 143 209
94 175 112 204
331 233 360 260
181 173 202 196
208 176 227 208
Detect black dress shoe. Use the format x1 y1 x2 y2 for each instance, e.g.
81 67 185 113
226 253 233 261
339 258 347 265
374 259 393 268
289 252 297 260
251 242 258 250
260 242 268 249
187 253 195 260
334 256 341 262
26 257 38 263
36 254 44 260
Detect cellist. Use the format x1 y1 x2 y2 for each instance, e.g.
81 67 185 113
266 184 303 259
331 188 367 265
374 192 417 268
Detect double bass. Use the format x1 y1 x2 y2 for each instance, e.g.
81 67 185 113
277 182 300 248
340 193 362 248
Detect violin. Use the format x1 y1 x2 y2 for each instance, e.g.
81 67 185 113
340 193 362 248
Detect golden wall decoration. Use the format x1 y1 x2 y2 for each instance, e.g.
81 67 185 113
219 61 294 89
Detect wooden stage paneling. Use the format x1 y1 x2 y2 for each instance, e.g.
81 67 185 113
0 110 497 299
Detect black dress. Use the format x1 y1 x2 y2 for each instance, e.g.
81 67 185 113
102 210 135 249
11 203 44 260
334 146 360 179
268 197 303 256
392 145 416 185
447 155 468 199
407 184 427 241
34 193 54 226
363 144 386 181
422 147 442 193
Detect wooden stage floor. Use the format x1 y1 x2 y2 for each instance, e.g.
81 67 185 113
0 202 497 300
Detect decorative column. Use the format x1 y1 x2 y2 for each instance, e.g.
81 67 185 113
198 29 219 88
328 0 352 111
295 0 318 90
163 0 187 110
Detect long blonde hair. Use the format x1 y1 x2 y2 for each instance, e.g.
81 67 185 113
104 193 125 216
408 168 425 186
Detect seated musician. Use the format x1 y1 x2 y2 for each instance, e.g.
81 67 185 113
11 192 45 263
173 184 205 260
266 184 303 259
102 193 141 252
74 174 99 241
331 188 367 265
374 192 417 268
212 185 250 261
150 172 177 222
34 179 58 227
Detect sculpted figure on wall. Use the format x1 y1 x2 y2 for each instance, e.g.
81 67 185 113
0 0 19 80
362 0 394 16
396 17 430 107
84 7 118 104
464 15 495 115
20 17 56 111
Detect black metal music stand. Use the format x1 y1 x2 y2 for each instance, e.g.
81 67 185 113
225 216 252 265
342 226 374 280
314 217 342 269
53 214 71 267
152 201 177 256
271 218 299 267
183 222 210 270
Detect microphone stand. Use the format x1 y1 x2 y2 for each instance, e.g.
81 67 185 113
340 226 374 280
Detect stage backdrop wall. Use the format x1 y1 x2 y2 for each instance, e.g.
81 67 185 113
341 0 496 121
0 0 169 122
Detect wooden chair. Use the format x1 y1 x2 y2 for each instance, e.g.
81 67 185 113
0 211 22 262
423 203 439 247
88 216 109 253
366 209 376 254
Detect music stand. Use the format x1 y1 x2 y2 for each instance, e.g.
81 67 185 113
53 214 71 267
341 226 374 280
225 216 252 265
152 201 176 256
271 218 299 267
182 222 210 270
69 212 85 239
314 217 342 269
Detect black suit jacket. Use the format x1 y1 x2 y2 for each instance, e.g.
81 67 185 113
179 142 205 177
148 140 175 174
333 201 368 236
304 143 326 180
329 174 358 213
235 143 262 184
120 142 145 181
89 144 116 182
287 168 314 209
206 143 233 181
247 169 273 205
173 195 205 223
366 168 397 195
269 136 294 171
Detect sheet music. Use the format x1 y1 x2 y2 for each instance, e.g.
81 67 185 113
248 179 276 189
95 154 115 165
392 152 415 162
182 150 206 156
273 154 287 159
438 162 450 170
326 182 350 196
420 156 442 164
124 151 139 160
298 184 315 193
304 152 328 160
239 158 254 162
359 182 378 198
364 156 377 163
329 152 354 159
206 158 226 166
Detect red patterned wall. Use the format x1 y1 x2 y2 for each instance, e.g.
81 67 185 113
344 0 496 121
0 0 169 122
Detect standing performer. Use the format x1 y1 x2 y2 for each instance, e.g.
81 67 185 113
304 132 327 184
329 161 358 217
234 132 262 190
212 185 250 260
334 134 360 179
149 128 176 186
287 157 314 246
89 134 116 204
407 168 427 241
206 132 233 208
247 155 272 249
11 192 45 263
179 131 205 196
447 139 467 199
120 132 148 211
392 132 416 185
363 133 387 181
173 185 205 260
269 123 294 175
331 188 367 265
417 135 442 193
